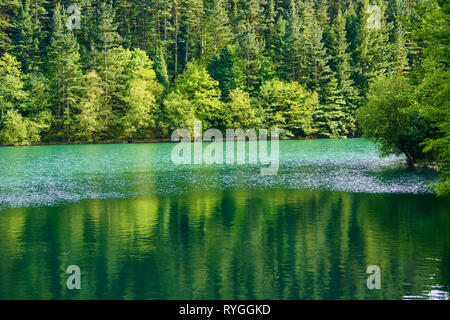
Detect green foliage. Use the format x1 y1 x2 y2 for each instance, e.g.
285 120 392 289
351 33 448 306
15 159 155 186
162 91 195 135
0 0 446 195
122 68 164 138
208 45 245 99
357 75 431 165
173 61 223 130
0 0 20 54
93 47 154 133
355 0 392 97
13 0 39 73
224 88 263 129
154 44 170 89
297 1 332 96
258 79 319 138
207 0 233 56
47 3 83 141
0 109 38 145
75 70 104 142
410 0 450 196
0 53 50 145
237 23 265 93
0 52 27 113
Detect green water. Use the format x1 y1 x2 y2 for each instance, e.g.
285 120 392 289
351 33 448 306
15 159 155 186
0 139 449 299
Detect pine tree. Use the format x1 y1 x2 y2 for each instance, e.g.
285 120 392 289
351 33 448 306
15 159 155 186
154 43 170 89
95 1 122 120
390 23 409 74
208 45 245 100
237 22 265 93
182 0 205 65
0 0 20 54
327 9 359 135
315 0 330 27
244 0 264 32
208 0 232 56
264 0 277 54
172 0 182 77
355 0 392 98
160 0 173 62
47 3 83 141
284 0 302 81
298 2 332 96
14 0 38 73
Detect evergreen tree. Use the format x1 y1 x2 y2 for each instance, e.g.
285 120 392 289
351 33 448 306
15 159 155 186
14 0 39 73
182 0 205 65
327 9 359 135
284 0 302 81
0 1 20 54
208 44 245 100
47 3 83 141
154 43 170 89
297 1 332 96
390 23 409 74
272 16 288 78
355 0 392 98
208 0 232 56
95 1 122 113
237 23 265 94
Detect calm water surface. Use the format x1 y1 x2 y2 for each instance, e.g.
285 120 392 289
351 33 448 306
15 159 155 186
0 139 448 299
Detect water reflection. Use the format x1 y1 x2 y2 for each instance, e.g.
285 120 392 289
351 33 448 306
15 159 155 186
0 190 448 300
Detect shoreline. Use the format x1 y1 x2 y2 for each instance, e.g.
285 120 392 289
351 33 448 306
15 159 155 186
0 135 354 147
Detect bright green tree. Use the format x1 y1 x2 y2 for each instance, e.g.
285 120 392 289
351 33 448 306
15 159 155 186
224 88 263 129
173 61 223 129
259 79 319 138
411 0 450 196
0 53 49 145
122 67 164 139
75 70 104 142
357 75 432 166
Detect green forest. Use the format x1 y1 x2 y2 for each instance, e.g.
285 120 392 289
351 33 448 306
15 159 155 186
0 0 448 195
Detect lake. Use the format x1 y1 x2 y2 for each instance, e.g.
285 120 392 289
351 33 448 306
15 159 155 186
0 139 449 299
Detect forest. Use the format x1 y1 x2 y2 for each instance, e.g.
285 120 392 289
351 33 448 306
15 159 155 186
0 0 448 195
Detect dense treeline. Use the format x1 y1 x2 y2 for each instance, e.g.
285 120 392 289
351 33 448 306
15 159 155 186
0 0 448 194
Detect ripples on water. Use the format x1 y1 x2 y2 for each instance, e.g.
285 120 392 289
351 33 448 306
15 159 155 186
0 139 448 300
0 139 439 209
